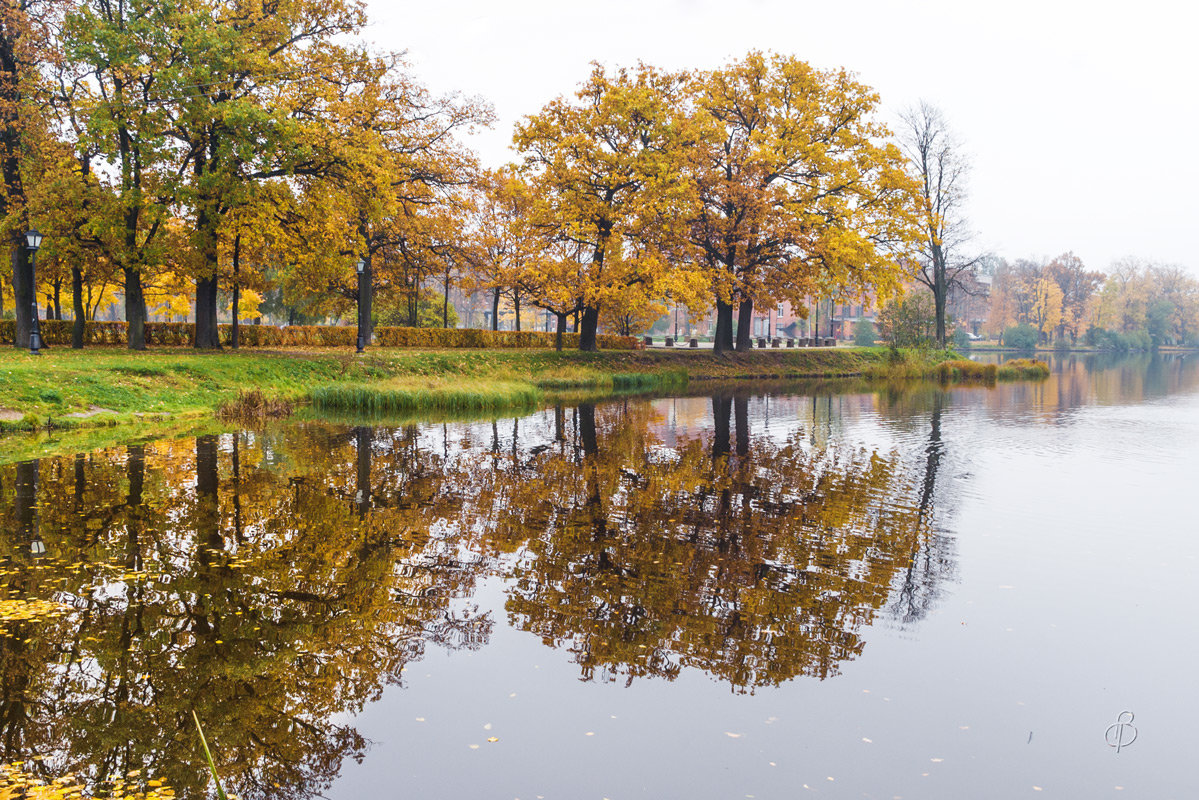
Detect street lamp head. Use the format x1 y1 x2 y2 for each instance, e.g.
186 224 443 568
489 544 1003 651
25 228 43 251
356 257 366 274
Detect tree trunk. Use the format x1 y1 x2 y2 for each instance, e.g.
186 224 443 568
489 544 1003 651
735 296 753 351
195 435 221 556
555 312 566 352
52 279 62 320
195 275 220 349
578 403 598 456
193 134 221 350
578 305 600 351
734 396 749 456
711 395 731 459
514 291 521 332
125 268 148 350
11 240 31 349
14 460 38 542
934 279 947 348
443 268 450 328
491 286 500 331
713 299 734 354
71 266 85 349
230 233 241 349
933 246 948 348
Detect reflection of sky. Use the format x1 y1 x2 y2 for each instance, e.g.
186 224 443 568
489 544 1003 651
332 354 1199 799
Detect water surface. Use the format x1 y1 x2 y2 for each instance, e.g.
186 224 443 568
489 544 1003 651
1 353 1197 798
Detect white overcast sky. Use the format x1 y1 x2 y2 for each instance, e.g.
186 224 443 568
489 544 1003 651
365 0 1198 274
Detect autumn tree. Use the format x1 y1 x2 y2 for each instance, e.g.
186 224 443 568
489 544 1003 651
464 166 543 332
60 0 193 349
514 62 695 351
898 101 981 348
1045 251 1103 342
280 65 487 336
688 53 921 353
1029 277 1063 342
1 0 60 347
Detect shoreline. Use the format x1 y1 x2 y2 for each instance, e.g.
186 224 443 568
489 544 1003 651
0 346 1046 462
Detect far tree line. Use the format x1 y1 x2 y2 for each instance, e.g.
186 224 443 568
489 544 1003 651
3 0 1195 354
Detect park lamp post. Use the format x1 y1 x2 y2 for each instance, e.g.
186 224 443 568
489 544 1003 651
356 256 367 354
25 229 44 355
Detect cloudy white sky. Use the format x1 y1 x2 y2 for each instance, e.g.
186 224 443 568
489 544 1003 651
366 0 1198 273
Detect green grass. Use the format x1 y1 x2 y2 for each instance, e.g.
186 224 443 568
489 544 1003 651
934 359 998 383
0 345 893 429
193 711 230 800
997 358 1052 380
309 378 543 415
1 343 1037 447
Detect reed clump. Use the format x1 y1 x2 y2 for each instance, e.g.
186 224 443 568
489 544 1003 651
997 358 1051 380
216 390 293 422
536 368 688 394
309 380 542 415
934 359 998 384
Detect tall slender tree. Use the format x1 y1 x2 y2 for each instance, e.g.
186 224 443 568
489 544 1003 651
898 101 981 348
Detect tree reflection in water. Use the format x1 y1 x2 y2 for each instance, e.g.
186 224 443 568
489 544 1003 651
0 391 953 797
491 396 942 689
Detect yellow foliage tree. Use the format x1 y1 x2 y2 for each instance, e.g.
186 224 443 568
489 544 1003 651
687 52 922 352
1030 278 1064 341
514 62 697 351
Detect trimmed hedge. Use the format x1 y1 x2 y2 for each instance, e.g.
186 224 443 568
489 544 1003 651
0 319 640 350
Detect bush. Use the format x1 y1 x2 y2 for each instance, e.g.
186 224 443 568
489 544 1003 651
877 293 935 349
0 320 640 350
952 328 973 351
853 318 876 347
1088 327 1153 352
1001 323 1039 350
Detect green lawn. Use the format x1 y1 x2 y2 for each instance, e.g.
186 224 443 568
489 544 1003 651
0 344 894 430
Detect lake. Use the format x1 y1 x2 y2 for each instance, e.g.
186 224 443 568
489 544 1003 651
1 352 1196 798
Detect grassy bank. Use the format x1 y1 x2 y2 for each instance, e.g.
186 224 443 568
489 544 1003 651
0 344 1039 442
0 345 897 430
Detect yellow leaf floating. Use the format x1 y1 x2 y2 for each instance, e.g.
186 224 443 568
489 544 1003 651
0 763 176 799
0 599 69 624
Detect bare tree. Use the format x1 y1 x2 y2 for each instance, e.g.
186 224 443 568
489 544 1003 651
898 101 982 348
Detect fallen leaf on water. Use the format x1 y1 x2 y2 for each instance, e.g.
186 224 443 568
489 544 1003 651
725 732 742 738
487 737 498 743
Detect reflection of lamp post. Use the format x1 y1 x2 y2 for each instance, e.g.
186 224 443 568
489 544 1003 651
25 229 43 355
356 256 368 354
